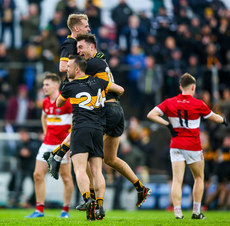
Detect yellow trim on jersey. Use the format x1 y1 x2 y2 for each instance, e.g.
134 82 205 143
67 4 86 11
93 52 97 57
88 72 109 81
105 82 112 93
60 94 66 101
67 35 76 40
60 57 69 62
47 117 62 123
77 75 89 80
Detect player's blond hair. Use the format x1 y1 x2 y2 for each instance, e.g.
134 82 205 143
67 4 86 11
179 73 196 88
67 14 88 32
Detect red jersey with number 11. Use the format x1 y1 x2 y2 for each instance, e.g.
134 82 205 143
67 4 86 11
155 94 213 151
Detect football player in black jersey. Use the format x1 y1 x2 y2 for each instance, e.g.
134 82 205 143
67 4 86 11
59 14 90 73
56 55 124 220
49 34 151 208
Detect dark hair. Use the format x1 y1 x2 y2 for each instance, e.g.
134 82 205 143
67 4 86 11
76 33 97 48
43 73 61 84
179 73 196 88
69 55 87 72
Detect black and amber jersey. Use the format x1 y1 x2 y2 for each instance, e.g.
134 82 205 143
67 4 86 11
60 76 111 130
86 56 117 101
60 35 77 62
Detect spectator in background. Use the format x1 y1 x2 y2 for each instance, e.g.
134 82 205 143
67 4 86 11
187 54 203 93
0 42 10 84
8 128 39 208
206 134 230 209
56 0 79 21
160 36 177 64
165 48 187 97
137 56 163 120
143 34 161 63
5 84 35 125
48 10 68 45
0 0 16 48
97 25 116 60
111 0 133 45
35 27 59 72
125 45 146 107
203 42 222 93
21 44 40 97
85 0 102 38
20 3 40 46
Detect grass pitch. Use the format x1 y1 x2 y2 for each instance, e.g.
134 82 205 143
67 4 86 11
0 209 230 226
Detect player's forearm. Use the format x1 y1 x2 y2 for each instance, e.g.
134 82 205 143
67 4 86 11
208 112 225 124
59 60 68 72
147 109 169 126
41 115 47 134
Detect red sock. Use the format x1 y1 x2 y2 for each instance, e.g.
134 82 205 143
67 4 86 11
62 205 69 213
36 202 44 213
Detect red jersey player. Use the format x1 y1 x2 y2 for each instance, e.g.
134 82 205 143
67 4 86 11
26 73 73 218
147 73 228 220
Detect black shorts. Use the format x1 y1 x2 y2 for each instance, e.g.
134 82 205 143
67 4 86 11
70 127 104 159
104 102 124 137
217 161 230 183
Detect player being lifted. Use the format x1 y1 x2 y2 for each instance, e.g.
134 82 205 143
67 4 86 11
147 73 228 219
48 34 151 209
56 55 124 220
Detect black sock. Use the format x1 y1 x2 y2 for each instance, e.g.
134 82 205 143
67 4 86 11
57 143 70 158
90 189 96 200
51 145 61 156
82 191 91 202
133 180 144 192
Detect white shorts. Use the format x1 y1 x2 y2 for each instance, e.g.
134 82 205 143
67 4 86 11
170 148 204 164
36 143 71 164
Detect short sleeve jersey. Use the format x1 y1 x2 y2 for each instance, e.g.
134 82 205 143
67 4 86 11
60 76 111 130
42 96 72 145
60 36 77 62
155 94 212 151
86 56 118 101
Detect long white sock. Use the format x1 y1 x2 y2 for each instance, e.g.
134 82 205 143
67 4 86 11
193 202 201 214
174 206 183 218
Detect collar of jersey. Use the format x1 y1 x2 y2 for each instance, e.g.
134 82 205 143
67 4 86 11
76 75 89 80
67 35 76 40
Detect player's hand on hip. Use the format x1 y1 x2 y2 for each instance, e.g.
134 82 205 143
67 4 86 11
167 123 178 137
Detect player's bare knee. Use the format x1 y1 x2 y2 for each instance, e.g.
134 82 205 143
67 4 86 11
104 157 116 167
33 171 43 182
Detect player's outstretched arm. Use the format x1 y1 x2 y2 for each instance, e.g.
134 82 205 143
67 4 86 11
108 83 124 96
208 113 228 126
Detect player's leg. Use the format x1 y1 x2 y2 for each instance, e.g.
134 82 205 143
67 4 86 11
171 161 186 219
59 162 74 218
89 156 105 220
188 153 206 219
103 134 151 207
26 159 48 218
43 134 70 165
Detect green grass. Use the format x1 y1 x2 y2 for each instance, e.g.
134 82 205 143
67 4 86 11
0 209 230 225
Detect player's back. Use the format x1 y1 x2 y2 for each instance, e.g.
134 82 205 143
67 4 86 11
61 76 110 130
86 57 117 101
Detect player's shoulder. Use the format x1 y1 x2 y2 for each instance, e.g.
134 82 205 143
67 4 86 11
61 36 77 47
43 96 50 104
88 57 106 67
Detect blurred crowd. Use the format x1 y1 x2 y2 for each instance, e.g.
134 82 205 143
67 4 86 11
1 0 230 210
